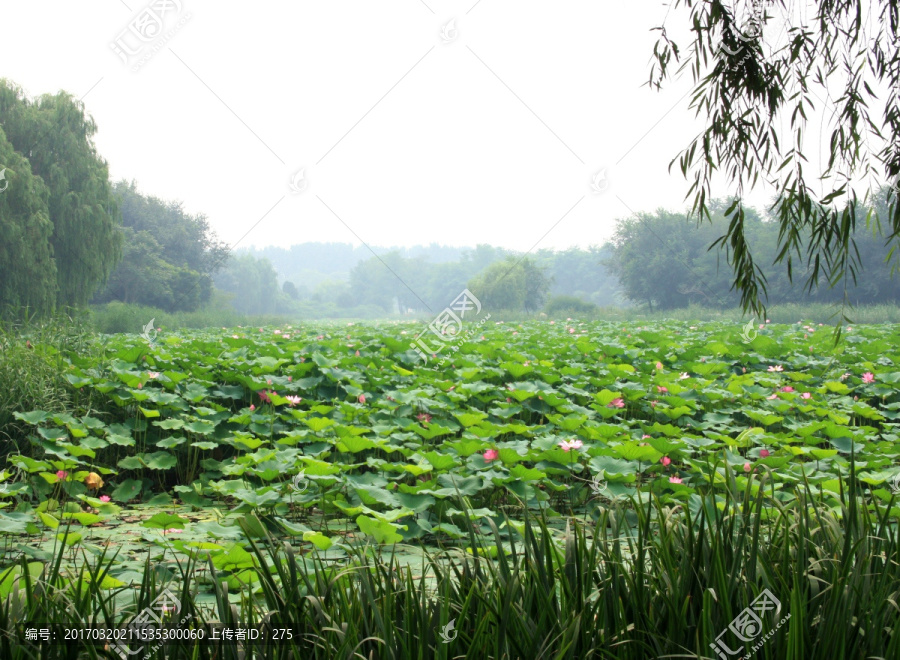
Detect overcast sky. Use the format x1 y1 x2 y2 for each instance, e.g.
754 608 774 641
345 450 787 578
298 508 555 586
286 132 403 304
1 1 815 256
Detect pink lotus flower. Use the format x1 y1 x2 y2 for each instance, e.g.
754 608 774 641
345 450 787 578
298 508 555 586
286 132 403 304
358 394 366 404
840 372 850 381
559 439 583 452
266 379 272 385
862 372 875 383
483 449 498 462
743 463 752 472
417 413 432 424
767 365 783 372
767 394 778 400
651 400 658 407
801 392 812 400
759 449 770 458
607 398 625 409
285 395 302 407
137 382 143 389
669 476 682 484
781 386 794 393
56 470 68 480
355 350 360 357
249 404 255 412
274 329 282 335
657 386 668 393
568 328 575 334
258 391 271 403
656 362 663 370
99 495 111 502
660 456 671 466
162 528 182 534
147 371 160 379
642 434 651 439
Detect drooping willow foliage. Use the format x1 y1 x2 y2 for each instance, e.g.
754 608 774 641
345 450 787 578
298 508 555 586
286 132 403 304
650 0 900 330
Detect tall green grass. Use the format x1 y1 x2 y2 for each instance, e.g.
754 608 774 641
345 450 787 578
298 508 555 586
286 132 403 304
0 313 95 449
2 466 898 659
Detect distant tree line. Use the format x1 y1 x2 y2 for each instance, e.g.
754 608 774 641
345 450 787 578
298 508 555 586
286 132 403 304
608 197 900 310
214 244 624 317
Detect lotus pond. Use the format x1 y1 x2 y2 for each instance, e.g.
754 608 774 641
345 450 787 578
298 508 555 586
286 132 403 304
2 319 900 602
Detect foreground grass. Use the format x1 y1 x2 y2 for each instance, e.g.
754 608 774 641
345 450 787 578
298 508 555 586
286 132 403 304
2 467 898 659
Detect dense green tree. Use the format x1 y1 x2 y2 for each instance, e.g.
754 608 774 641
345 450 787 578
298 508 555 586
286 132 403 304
0 80 121 308
0 128 57 317
650 1 900 318
95 181 228 312
609 200 900 310
468 257 551 312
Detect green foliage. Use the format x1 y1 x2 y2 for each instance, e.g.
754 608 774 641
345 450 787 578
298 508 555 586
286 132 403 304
0 315 93 447
609 201 900 310
468 256 552 312
94 181 229 312
1 484 899 658
544 295 599 316
650 2 900 319
0 80 121 310
0 128 56 318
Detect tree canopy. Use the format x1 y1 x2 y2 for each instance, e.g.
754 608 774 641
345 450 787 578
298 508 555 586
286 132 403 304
94 181 229 312
0 80 121 311
609 198 900 310
651 1 900 323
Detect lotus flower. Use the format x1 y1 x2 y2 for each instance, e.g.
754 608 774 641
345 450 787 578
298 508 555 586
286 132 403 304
660 456 671 466
669 476 682 484
147 371 160 379
84 472 104 489
99 495 111 503
768 365 783 372
656 361 663 370
483 449 498 462
285 395 302 407
801 392 812 400
56 470 68 481
759 449 770 458
559 439 583 452
781 386 794 392
743 462 752 472
862 372 875 383
607 398 625 409
358 394 366 404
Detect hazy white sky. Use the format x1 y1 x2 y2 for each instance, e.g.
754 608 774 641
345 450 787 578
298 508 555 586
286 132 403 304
1 1 811 256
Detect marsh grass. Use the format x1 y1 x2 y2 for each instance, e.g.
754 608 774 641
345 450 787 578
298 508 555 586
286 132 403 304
2 461 898 659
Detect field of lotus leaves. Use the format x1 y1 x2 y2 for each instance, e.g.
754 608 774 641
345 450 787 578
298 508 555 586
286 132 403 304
2 319 900 596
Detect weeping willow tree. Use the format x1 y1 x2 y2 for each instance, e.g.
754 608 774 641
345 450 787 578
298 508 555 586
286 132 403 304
0 80 121 311
0 127 57 317
650 0 900 327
